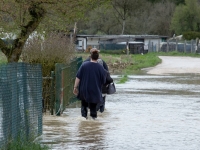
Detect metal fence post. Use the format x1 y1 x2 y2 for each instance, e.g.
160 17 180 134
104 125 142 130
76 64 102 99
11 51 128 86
151 42 153 52
55 64 62 116
157 40 160 52
22 64 29 140
191 40 193 53
167 40 169 53
50 71 55 115
184 40 186 53
148 40 151 52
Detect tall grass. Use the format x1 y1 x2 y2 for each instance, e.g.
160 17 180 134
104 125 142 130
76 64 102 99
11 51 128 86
21 32 76 111
3 140 49 150
0 51 7 64
1 135 49 150
21 32 76 76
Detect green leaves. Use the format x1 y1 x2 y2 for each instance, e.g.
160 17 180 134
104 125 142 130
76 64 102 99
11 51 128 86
170 0 200 35
0 0 110 62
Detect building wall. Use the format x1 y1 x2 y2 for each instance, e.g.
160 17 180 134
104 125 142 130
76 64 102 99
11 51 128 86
76 37 87 51
76 35 168 51
87 37 100 49
144 38 163 52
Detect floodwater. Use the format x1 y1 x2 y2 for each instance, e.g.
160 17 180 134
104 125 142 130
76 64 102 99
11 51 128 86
38 74 200 150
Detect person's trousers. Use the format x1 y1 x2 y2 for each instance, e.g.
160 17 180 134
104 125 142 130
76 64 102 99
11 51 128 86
96 96 106 113
81 100 97 118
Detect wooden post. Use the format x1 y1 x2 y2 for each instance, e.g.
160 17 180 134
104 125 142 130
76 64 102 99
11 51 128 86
167 40 169 53
195 38 199 53
126 41 129 55
191 40 193 53
184 40 186 53
148 40 151 52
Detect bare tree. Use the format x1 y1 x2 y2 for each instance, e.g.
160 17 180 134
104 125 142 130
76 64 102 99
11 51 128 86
77 0 175 35
111 0 144 35
78 5 120 35
149 0 175 35
129 0 175 36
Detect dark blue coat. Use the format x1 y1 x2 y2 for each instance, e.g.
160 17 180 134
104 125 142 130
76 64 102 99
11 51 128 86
76 61 107 103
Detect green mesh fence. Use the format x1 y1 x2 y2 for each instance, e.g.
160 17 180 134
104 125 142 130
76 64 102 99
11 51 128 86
100 43 126 50
55 57 82 116
0 62 43 149
42 72 55 115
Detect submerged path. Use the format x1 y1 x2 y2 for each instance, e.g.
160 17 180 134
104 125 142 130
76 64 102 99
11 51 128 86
38 56 200 150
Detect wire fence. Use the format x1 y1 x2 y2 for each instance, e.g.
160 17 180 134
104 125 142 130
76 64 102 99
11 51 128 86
55 57 82 116
0 62 43 149
41 57 83 116
98 38 200 54
148 39 198 53
0 57 83 148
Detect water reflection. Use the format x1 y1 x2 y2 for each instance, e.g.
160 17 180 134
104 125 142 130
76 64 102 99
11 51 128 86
75 120 105 149
39 74 200 150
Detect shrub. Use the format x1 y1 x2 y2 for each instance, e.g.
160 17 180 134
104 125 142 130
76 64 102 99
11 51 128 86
183 31 200 40
21 32 76 111
21 32 75 76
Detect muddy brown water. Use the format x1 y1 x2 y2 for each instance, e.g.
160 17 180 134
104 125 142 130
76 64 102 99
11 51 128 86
37 73 200 150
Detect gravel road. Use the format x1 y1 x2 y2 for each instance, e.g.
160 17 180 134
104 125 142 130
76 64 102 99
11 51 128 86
144 56 200 75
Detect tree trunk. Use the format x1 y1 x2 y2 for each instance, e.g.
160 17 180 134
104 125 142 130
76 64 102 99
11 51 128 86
0 3 46 62
7 48 23 62
121 19 125 35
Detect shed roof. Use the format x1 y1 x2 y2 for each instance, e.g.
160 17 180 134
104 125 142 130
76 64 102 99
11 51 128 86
76 34 169 39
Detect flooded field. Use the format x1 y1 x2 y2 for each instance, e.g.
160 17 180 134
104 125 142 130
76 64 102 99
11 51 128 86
38 74 200 150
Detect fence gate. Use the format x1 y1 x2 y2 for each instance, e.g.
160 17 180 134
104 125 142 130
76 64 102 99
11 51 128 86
42 71 55 115
55 57 82 116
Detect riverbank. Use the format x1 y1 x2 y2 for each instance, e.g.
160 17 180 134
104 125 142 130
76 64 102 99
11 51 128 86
77 52 161 75
77 51 200 75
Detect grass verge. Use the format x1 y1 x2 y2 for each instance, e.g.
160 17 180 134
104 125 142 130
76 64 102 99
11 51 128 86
76 51 200 75
155 51 200 57
76 51 161 75
76 51 200 83
117 75 128 83
1 138 49 150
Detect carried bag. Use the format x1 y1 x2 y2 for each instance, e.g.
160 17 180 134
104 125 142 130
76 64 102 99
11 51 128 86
107 82 116 94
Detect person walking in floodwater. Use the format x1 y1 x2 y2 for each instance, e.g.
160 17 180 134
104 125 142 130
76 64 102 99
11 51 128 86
83 48 111 113
96 58 113 113
84 48 109 71
73 48 107 119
